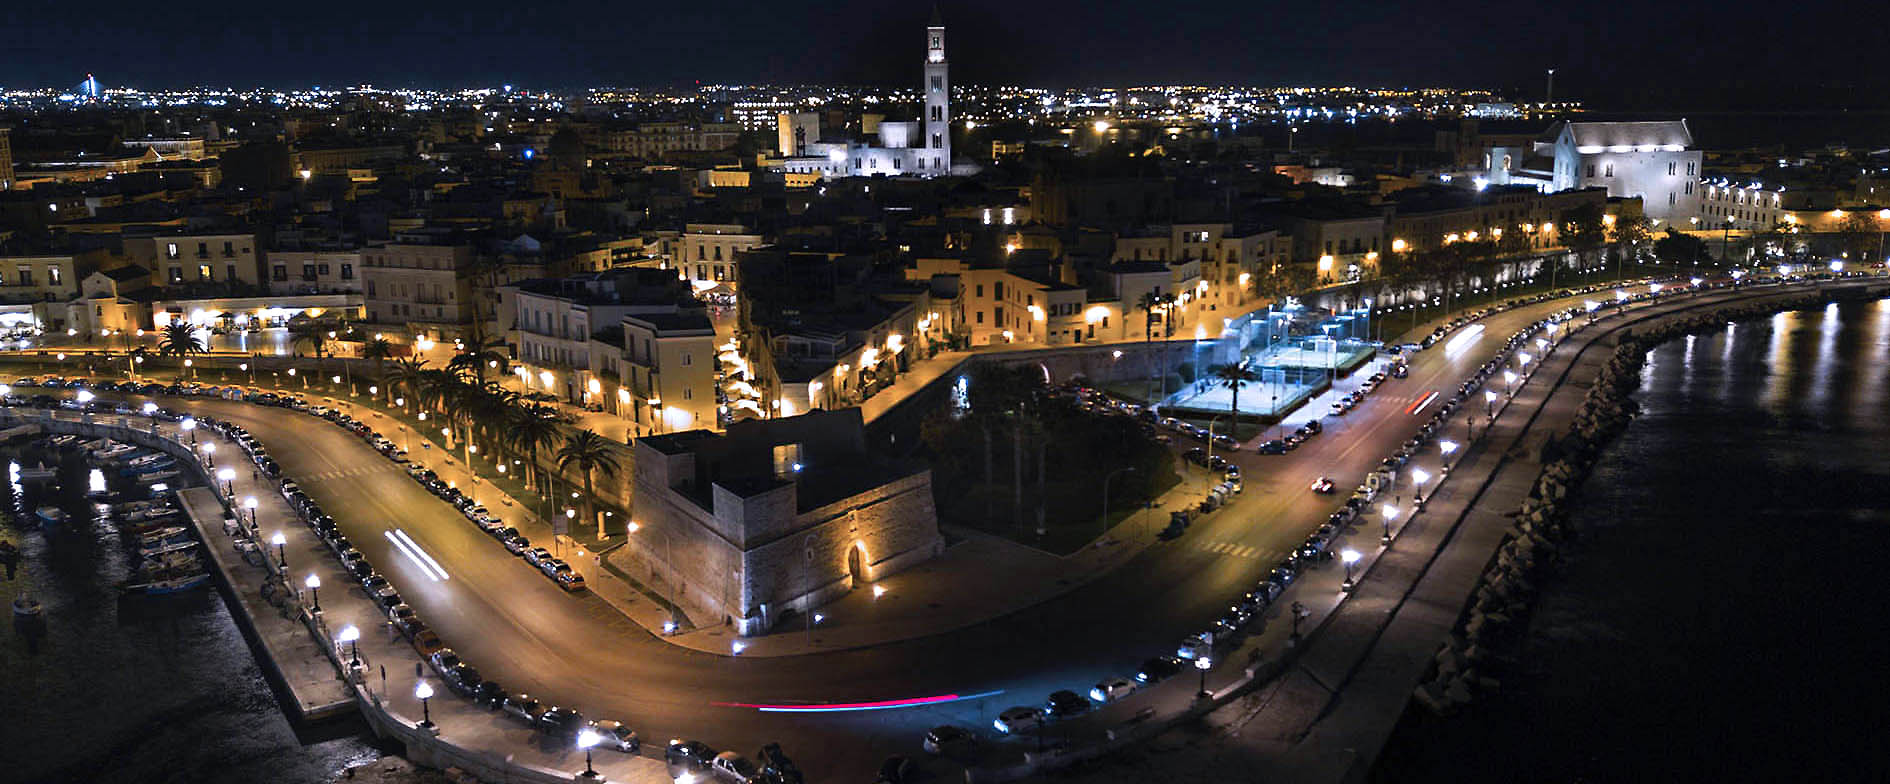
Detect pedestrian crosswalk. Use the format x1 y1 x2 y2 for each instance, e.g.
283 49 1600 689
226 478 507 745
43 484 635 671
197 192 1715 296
299 464 399 483
1195 541 1279 560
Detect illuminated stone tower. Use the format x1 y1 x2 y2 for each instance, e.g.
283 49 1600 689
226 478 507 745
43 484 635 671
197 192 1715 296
922 8 951 175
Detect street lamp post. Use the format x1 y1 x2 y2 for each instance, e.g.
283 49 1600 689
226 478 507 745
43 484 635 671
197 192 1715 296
576 728 601 778
1341 548 1361 591
415 680 434 728
1439 440 1458 471
306 573 321 612
181 416 196 443
1381 502 1399 546
1503 369 1517 397
1195 656 1213 699
244 496 258 527
1485 390 1498 422
1412 468 1432 505
217 467 236 496
270 531 287 568
338 624 361 668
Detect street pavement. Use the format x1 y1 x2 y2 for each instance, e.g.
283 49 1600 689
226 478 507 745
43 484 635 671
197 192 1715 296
5 278 1782 782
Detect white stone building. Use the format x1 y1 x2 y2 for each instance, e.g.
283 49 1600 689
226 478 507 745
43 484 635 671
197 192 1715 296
778 12 958 179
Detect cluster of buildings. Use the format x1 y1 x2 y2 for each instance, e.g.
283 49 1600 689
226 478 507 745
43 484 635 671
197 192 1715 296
3 14 1885 636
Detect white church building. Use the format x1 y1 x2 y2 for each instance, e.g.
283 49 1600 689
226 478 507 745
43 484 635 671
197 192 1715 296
1483 119 1704 224
777 11 967 179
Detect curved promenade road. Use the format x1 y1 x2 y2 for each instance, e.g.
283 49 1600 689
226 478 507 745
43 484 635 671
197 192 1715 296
95 282 1767 779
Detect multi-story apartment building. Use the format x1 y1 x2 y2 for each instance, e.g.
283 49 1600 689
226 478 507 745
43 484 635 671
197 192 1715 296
499 267 710 422
361 231 477 338
266 249 363 294
601 122 741 160
612 309 717 437
122 231 264 290
678 224 765 287
1381 185 1612 255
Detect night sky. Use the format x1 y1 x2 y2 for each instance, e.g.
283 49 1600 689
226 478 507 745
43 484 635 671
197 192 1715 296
0 0 1879 106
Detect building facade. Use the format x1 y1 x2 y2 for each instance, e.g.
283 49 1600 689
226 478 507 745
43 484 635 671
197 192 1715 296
629 409 944 636
778 14 954 179
361 235 477 338
122 232 264 290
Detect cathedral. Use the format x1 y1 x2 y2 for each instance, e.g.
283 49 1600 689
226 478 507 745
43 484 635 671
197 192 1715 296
776 10 968 179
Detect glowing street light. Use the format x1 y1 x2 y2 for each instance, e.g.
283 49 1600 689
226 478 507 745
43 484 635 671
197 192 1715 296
415 680 435 728
142 401 158 417
244 496 258 526
1411 468 1432 503
337 624 361 667
1485 389 1498 421
305 573 321 611
1341 548 1362 591
1439 440 1458 470
1195 655 1213 698
576 728 601 777
1503 369 1517 396
217 466 236 495
270 531 287 567
1381 502 1400 545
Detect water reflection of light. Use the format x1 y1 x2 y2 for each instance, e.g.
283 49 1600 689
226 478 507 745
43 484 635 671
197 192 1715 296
1764 311 1791 408
1680 334 1696 398
1857 299 1890 428
89 467 106 495
1809 303 1840 409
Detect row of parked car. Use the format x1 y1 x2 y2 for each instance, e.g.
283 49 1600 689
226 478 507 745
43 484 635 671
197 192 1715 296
977 294 1624 748
103 383 687 777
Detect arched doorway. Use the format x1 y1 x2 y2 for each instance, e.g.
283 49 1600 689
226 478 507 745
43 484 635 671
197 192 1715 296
847 543 867 586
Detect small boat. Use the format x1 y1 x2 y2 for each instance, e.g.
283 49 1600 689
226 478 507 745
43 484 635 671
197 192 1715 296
124 572 211 594
123 458 176 474
139 469 180 483
114 500 172 515
34 506 68 527
137 539 198 559
141 550 203 571
125 507 181 523
18 462 58 481
126 453 169 468
137 526 190 544
92 442 138 460
48 434 79 448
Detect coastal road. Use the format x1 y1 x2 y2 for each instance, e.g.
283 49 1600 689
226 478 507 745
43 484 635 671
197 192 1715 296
55 279 1760 780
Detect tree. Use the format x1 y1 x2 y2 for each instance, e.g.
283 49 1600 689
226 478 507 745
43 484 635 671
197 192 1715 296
448 337 510 385
1612 215 1653 265
1836 212 1880 264
288 320 331 359
1560 203 1609 279
1134 292 1175 402
1209 362 1259 438
155 323 205 359
556 429 621 539
362 337 395 405
387 357 428 415
508 403 563 492
1653 228 1708 269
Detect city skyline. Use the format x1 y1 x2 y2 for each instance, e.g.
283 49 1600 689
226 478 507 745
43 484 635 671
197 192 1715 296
0 0 1881 106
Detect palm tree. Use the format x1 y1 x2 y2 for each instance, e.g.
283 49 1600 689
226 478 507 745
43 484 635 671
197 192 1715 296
155 323 205 360
362 337 395 404
1135 292 1173 402
448 337 510 384
387 357 427 415
508 403 563 492
1209 361 1260 440
556 429 621 539
288 320 331 360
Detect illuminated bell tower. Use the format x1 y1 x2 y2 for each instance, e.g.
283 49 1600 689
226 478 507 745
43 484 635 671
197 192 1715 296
923 8 951 176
